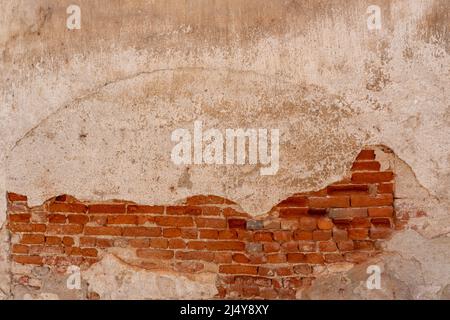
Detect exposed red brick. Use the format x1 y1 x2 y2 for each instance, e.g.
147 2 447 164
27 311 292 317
345 251 369 263
49 202 87 213
163 228 182 238
351 172 393 183
309 196 349 208
175 251 214 262
21 234 45 244
253 232 273 242
305 253 324 264
337 240 354 251
312 230 331 241
13 255 43 265
273 231 292 242
218 229 238 239
264 242 280 253
228 218 246 229
201 206 222 216
351 194 393 207
12 244 29 254
370 227 392 239
368 207 394 217
156 216 194 227
81 248 98 257
356 150 375 160
9 214 31 223
199 229 218 239
149 238 168 249
168 239 186 249
129 239 150 248
279 208 308 219
318 241 337 252
45 236 61 246
8 193 28 202
351 161 381 171
327 184 369 195
317 217 333 230
351 217 371 228
127 205 164 214
88 204 126 214
378 183 394 194
348 228 369 240
85 226 122 236
333 229 348 241
293 230 313 241
186 195 229 205
136 249 174 260
107 215 137 225
166 206 202 215
324 253 344 263
207 241 245 251
174 261 204 273
8 223 46 233
219 265 258 275
287 253 306 263
67 215 89 224
298 216 317 231
281 241 299 252
277 196 308 207
232 253 250 263
122 227 160 237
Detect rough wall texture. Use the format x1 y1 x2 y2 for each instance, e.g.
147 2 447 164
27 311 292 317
0 0 449 299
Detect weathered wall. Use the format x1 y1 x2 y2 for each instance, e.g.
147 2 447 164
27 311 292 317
0 0 449 299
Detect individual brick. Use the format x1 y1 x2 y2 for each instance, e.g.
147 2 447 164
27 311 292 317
219 265 258 275
332 229 348 241
13 255 43 265
368 207 394 217
85 226 122 236
351 161 381 171
287 253 306 263
371 218 392 228
293 230 313 241
48 214 67 223
356 150 375 160
149 238 168 249
273 231 292 242
156 216 194 227
278 208 308 219
298 241 316 252
106 215 137 225
309 196 349 208
127 205 164 214
9 214 31 223
48 202 87 213
324 253 345 263
277 196 308 207
12 244 29 254
377 183 394 194
337 240 354 251
136 249 174 260
312 230 332 241
162 228 181 238
47 224 84 235
207 241 245 251
166 206 202 216
351 172 393 183
253 232 273 242
218 229 238 239
305 253 324 264
351 217 371 228
266 253 287 263
280 241 299 252
67 215 89 224
298 217 317 231
228 219 246 229
344 252 369 263
327 184 369 195
317 217 333 230
370 227 392 239
175 251 214 262
88 204 126 214
7 193 28 202
263 242 280 253
351 194 393 207
199 229 218 239
318 241 337 252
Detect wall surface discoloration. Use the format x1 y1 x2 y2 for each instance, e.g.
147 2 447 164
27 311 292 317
0 0 449 299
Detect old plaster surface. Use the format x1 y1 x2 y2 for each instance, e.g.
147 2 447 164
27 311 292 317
0 0 449 299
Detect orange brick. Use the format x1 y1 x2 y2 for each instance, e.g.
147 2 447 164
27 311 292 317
351 172 393 183
345 251 369 263
195 217 226 228
337 240 354 251
218 229 238 239
351 194 393 207
368 207 393 217
156 216 194 227
354 240 374 250
207 241 245 251
21 234 45 244
356 150 375 160
107 215 137 225
298 217 317 231
312 230 331 241
348 228 369 240
219 265 258 275
305 253 324 264
253 232 273 242
281 241 299 252
149 238 168 249
45 236 61 246
327 184 369 195
332 229 348 241
88 204 126 214
227 219 246 229
166 206 202 215
122 227 160 237
232 253 250 263
279 208 308 218
371 218 392 228
47 224 83 235
351 217 371 228
324 253 344 263
163 228 182 238
273 231 292 241
129 239 149 248
277 196 308 207
266 253 286 263
7 193 27 202
8 223 46 233
186 195 228 205
293 230 313 240
298 241 316 252
85 226 122 236
187 241 207 250
318 241 337 252
48 214 66 223
127 205 164 214
9 214 31 223
49 202 87 213
12 244 29 254
199 229 219 239
263 242 280 253
81 248 98 257
317 217 333 230
13 255 43 265
180 228 198 239
309 196 349 208
175 250 214 261
96 238 113 247
378 183 394 194
287 253 306 263
351 161 381 171
168 239 186 249
136 249 174 260
67 215 89 224
215 252 233 264
201 206 222 216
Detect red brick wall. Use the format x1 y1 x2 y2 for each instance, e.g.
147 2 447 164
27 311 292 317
6 149 397 299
